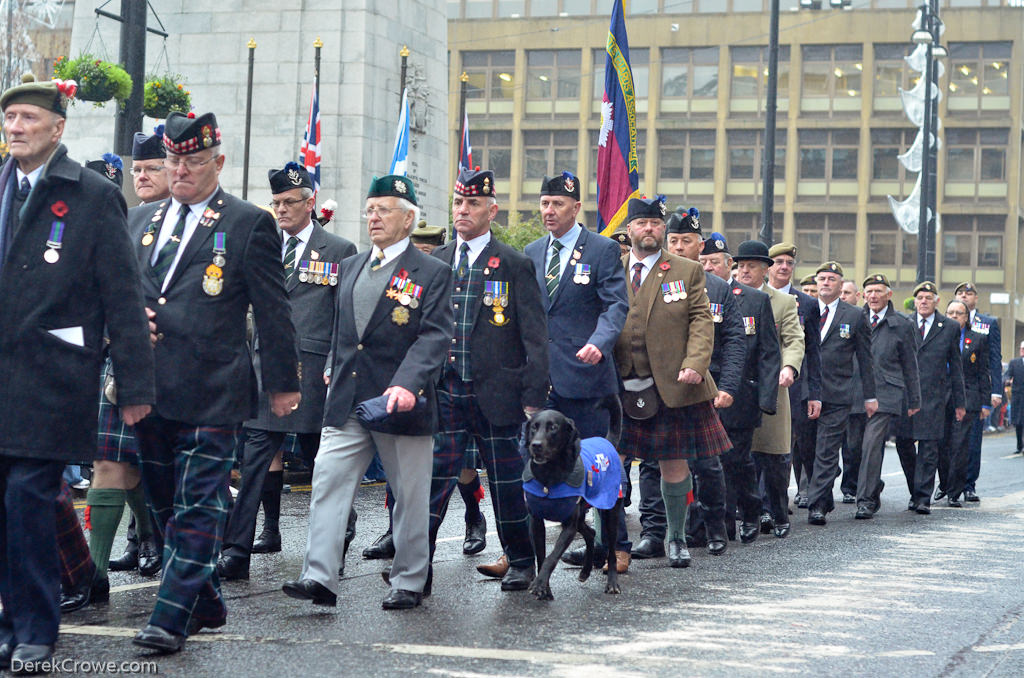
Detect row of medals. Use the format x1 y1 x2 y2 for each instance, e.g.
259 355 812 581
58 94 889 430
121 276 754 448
298 267 338 286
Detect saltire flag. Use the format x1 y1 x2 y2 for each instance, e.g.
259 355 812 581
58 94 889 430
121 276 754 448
389 88 410 176
458 111 473 174
597 0 640 237
299 77 322 192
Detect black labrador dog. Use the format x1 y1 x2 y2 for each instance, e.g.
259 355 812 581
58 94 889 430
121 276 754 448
523 403 624 600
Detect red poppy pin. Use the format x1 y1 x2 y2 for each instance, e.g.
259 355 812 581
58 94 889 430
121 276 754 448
659 262 671 271
51 201 69 218
965 337 972 345
397 268 409 279
488 256 500 269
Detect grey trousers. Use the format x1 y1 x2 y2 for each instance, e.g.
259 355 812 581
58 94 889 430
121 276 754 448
806 403 851 513
856 411 894 511
301 417 432 595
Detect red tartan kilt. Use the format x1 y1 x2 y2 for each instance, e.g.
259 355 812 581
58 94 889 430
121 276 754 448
95 359 140 465
621 397 732 461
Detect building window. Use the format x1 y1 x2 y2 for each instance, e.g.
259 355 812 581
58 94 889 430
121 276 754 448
659 130 716 182
795 213 857 268
945 128 1008 200
630 0 659 14
873 43 916 112
801 44 862 114
870 128 917 196
464 0 493 19
729 45 790 116
593 47 648 110
462 51 515 115
721 213 782 255
523 130 578 182
942 215 1005 270
525 49 581 117
948 42 1011 112
474 130 512 179
660 47 719 115
798 129 859 197
867 214 917 282
727 129 786 181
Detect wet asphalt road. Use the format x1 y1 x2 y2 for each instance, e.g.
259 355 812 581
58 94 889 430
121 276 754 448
57 431 1024 678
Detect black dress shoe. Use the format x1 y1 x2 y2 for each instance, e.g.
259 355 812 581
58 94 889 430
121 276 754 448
60 574 109 613
108 544 139 572
216 554 250 581
381 566 432 597
855 505 874 520
916 505 931 515
251 529 282 554
0 640 12 670
907 501 919 511
630 537 665 559
773 523 790 538
137 538 162 577
739 522 759 544
132 625 186 654
281 578 337 606
667 539 691 568
382 589 422 610
463 515 487 555
842 493 856 504
759 513 774 534
933 488 946 501
10 644 54 674
500 566 535 591
362 530 396 560
796 495 809 509
808 510 827 526
707 539 727 556
561 545 607 567
964 490 980 503
947 496 963 508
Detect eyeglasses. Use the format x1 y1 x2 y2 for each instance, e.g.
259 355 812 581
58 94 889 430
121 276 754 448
270 198 307 209
361 206 400 219
164 155 217 172
130 166 165 176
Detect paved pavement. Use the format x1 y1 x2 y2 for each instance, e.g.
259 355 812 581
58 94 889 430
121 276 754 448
57 431 1024 677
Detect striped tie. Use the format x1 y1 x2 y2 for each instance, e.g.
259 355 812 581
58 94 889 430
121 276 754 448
630 262 643 294
283 236 299 274
370 250 385 271
151 205 189 285
871 313 879 329
546 240 564 298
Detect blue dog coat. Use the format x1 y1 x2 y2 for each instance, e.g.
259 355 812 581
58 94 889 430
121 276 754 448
523 437 622 523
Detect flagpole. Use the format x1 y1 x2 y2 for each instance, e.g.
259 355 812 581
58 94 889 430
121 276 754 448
458 71 468 175
242 38 256 200
399 45 410 114
759 0 779 246
314 37 322 104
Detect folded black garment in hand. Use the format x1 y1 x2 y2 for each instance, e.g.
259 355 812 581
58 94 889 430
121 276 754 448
355 394 427 432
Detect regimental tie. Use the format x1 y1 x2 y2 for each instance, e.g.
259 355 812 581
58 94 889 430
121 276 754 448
283 236 299 274
546 240 563 298
370 250 385 271
17 177 31 200
920 317 926 338
819 305 829 331
456 242 470 280
631 262 644 294
151 204 190 285
871 313 879 330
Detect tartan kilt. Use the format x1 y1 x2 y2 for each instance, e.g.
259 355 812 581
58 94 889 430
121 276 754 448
95 358 140 465
621 397 732 462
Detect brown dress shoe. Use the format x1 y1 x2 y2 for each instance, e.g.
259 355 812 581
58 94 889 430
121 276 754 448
476 554 508 578
602 550 630 574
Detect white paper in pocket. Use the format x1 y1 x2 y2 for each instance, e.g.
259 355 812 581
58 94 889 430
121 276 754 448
48 326 85 347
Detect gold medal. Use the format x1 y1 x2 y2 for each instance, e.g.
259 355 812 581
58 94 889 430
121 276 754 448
141 233 154 247
494 312 505 324
205 264 223 279
392 306 410 325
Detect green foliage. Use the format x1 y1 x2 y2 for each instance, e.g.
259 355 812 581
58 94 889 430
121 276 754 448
903 297 915 311
143 74 192 119
53 54 132 105
491 211 546 252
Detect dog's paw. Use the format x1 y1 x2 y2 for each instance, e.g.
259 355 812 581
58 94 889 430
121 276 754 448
604 582 621 595
528 580 554 601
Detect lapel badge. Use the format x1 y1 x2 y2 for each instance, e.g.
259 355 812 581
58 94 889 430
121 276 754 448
310 250 319 261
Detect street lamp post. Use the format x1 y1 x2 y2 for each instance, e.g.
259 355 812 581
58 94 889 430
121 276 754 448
913 0 944 284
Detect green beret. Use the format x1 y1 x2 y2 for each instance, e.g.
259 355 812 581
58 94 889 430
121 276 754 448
367 174 418 206
411 222 446 245
953 281 977 295
799 274 817 287
0 73 74 117
768 242 797 259
611 230 631 246
913 281 938 296
815 261 843 276
862 273 890 289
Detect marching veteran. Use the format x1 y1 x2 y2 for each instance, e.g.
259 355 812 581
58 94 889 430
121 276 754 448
0 75 154 670
283 174 453 610
130 111 300 654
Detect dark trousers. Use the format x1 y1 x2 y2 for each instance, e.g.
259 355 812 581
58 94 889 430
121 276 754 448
1016 424 1023 452
223 428 319 559
841 412 866 497
857 411 895 511
806 403 851 513
894 437 917 494
721 428 761 526
939 411 976 501
0 458 63 646
791 401 817 496
910 438 941 507
682 456 727 542
56 480 94 592
965 418 984 492
752 452 790 525
136 416 241 636
637 460 667 541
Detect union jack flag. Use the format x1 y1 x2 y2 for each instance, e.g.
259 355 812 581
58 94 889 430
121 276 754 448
299 78 321 192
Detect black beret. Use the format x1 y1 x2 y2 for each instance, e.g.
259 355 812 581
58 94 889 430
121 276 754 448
540 171 580 201
626 195 667 224
132 125 166 160
666 207 701 235
268 162 314 194
701 232 730 256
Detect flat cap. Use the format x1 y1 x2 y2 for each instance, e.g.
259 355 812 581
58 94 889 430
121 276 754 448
1 73 75 117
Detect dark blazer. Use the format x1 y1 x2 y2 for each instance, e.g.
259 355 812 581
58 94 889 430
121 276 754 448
971 310 1002 400
130 188 299 425
864 304 921 416
959 327 991 413
524 227 628 399
0 145 154 461
818 299 875 406
1006 357 1024 426
779 284 821 409
705 272 745 399
247 222 356 433
432 238 549 426
719 278 781 431
899 312 967 441
322 245 453 436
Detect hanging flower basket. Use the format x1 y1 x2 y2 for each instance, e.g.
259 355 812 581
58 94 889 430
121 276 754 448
143 74 192 119
53 54 132 105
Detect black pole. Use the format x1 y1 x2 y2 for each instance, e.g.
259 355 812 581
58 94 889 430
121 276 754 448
4 0 13 94
759 0 780 246
925 0 939 283
458 71 468 173
242 39 256 200
314 37 322 102
114 0 146 155
916 4 933 284
399 45 409 112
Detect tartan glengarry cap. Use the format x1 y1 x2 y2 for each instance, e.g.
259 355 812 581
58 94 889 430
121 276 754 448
540 171 580 201
0 73 75 117
84 153 123 188
366 174 418 206
163 111 221 155
268 161 314 194
815 261 844 276
701 232 729 256
411 221 446 246
626 195 667 224
863 273 891 289
954 281 977 295
913 281 938 297
799 274 817 286
454 168 496 197
132 124 166 160
768 242 797 259
666 207 701 235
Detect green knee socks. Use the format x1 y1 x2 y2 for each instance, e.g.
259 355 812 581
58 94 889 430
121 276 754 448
124 483 153 541
661 474 694 543
86 488 126 578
